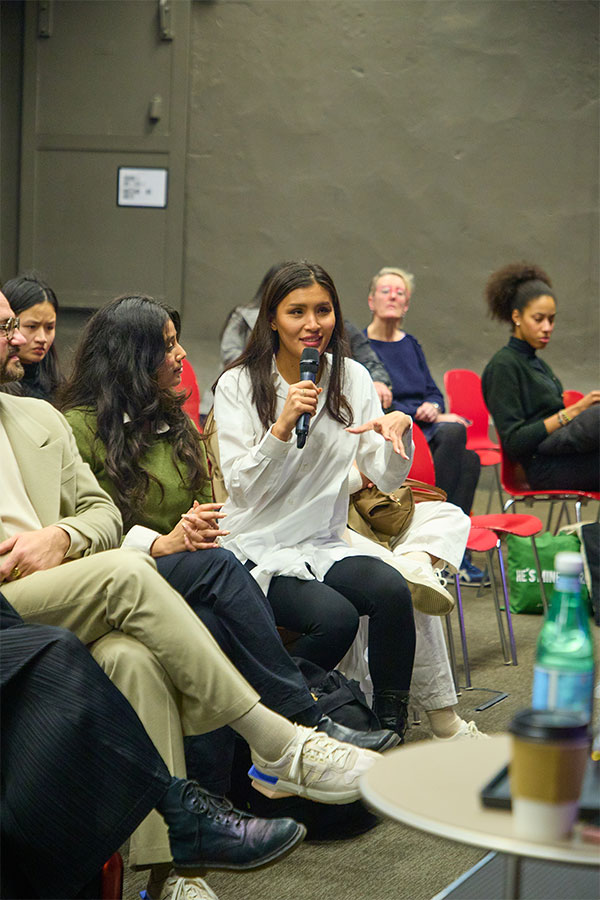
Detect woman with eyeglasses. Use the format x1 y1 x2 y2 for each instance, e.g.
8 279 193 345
365 266 486 586
0 273 63 402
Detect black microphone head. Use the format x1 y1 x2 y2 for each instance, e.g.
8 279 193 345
300 347 320 374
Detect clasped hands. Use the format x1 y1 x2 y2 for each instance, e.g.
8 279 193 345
415 401 470 427
151 501 229 557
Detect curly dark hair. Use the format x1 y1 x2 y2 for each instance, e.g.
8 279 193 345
215 260 352 433
485 262 555 325
59 294 208 528
1 271 64 401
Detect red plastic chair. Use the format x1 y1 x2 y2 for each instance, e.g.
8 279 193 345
443 369 503 512
408 423 436 483
179 358 202 429
409 428 515 682
499 441 600 533
410 425 544 676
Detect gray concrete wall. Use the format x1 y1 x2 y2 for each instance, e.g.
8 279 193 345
182 0 599 398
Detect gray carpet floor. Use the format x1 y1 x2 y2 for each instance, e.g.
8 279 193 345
122 491 600 900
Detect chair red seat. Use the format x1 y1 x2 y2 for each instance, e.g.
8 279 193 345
466 526 498 553
470 513 543 538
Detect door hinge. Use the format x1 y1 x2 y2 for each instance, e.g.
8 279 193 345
38 0 53 38
158 0 174 40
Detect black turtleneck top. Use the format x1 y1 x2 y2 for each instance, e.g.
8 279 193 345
482 336 563 462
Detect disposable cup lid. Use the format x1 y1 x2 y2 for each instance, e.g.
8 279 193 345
509 708 590 742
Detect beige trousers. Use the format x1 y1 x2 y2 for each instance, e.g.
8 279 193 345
3 548 260 866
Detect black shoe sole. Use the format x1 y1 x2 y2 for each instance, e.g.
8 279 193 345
174 822 307 873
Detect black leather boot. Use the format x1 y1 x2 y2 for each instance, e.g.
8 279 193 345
372 691 410 743
156 778 306 871
316 715 401 751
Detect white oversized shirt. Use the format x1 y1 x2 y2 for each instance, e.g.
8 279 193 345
213 355 413 593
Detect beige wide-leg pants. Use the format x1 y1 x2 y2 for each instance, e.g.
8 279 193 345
3 548 260 866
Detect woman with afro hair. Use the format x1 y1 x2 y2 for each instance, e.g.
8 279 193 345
481 262 599 491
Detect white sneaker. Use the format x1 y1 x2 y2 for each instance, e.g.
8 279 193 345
432 720 489 742
393 555 455 617
160 875 219 900
249 724 379 804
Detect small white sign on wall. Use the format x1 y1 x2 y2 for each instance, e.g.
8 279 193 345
117 167 168 208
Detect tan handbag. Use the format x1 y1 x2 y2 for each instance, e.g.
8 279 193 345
348 479 447 549
351 485 415 537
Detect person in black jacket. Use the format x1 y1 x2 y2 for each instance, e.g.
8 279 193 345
482 262 599 490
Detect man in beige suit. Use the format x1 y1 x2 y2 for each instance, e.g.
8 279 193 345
0 291 376 897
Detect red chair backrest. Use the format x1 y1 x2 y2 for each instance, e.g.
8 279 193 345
409 424 437 485
179 359 201 428
443 368 491 445
562 389 584 407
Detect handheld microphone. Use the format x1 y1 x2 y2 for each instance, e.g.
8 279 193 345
296 347 320 449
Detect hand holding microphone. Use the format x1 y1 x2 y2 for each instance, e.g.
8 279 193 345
270 348 321 447
295 348 320 448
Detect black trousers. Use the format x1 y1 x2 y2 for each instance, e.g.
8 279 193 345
0 596 170 900
526 405 600 491
156 548 317 795
267 556 416 694
427 422 481 516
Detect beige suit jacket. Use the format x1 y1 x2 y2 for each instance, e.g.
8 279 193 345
0 394 122 551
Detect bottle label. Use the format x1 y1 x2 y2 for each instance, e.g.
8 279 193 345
532 666 594 719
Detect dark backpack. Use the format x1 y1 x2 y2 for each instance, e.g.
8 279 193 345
292 657 381 732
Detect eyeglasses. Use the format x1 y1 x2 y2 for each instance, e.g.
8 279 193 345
0 317 20 340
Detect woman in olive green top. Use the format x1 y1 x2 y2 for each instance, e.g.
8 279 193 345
482 262 599 490
61 295 397 786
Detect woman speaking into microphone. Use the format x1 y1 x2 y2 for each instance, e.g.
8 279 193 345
213 260 417 739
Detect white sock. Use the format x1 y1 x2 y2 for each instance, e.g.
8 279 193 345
426 706 463 738
229 702 298 761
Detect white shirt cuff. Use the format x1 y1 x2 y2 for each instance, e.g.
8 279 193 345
57 525 90 560
260 427 295 458
122 525 161 555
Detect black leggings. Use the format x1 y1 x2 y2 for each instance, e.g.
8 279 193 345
267 556 415 693
428 422 481 515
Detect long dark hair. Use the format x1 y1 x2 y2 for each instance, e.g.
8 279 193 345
217 260 352 432
1 272 63 400
60 294 208 528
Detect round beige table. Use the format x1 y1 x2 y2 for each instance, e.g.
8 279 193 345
360 734 599 899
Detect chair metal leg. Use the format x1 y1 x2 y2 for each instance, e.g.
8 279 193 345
546 500 555 532
575 499 582 523
494 464 504 512
495 541 518 665
487 546 511 665
485 476 494 514
453 574 472 689
503 496 516 513
529 535 548 614
445 612 460 694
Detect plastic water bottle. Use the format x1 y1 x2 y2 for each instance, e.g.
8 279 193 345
531 551 594 722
